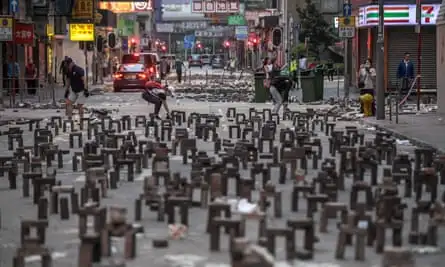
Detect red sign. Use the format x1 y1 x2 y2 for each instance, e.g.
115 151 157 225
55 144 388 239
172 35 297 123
14 23 34 44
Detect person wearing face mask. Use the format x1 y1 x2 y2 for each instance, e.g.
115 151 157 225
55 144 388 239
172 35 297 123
359 58 377 116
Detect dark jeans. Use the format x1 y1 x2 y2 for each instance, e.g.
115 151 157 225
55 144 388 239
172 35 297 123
327 69 335 81
142 92 162 114
177 71 182 83
27 79 37 95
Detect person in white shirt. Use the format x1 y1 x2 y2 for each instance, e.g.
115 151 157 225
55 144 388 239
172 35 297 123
299 55 307 70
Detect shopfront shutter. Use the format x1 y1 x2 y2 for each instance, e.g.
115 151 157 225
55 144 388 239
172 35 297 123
387 26 436 90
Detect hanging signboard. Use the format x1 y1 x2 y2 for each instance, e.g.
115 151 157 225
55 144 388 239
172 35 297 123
72 0 94 19
117 19 135 36
192 0 239 13
0 17 13 41
98 1 153 13
69 23 95 41
14 23 34 44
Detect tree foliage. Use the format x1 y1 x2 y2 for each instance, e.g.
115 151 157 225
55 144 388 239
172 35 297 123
296 0 337 57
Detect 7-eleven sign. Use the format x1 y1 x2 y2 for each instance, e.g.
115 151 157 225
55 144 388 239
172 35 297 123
422 5 438 24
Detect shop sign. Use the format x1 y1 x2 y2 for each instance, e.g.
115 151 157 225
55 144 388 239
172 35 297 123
358 4 441 27
192 0 239 13
14 23 34 44
72 0 94 19
98 1 152 13
69 23 94 41
0 17 13 41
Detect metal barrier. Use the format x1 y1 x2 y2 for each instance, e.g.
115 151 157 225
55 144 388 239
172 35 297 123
0 78 60 107
164 67 253 86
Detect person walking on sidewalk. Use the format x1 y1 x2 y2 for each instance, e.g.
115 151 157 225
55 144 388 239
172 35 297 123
65 58 89 119
7 56 20 95
326 59 335 81
397 52 415 93
175 58 186 83
59 56 70 87
160 57 170 80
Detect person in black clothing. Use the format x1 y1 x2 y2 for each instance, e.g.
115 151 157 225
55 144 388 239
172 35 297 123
326 59 335 81
65 58 89 119
60 56 69 86
175 58 186 83
269 74 293 113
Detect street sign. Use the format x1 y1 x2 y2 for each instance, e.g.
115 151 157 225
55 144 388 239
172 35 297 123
9 0 18 13
235 26 248 40
338 16 355 38
184 34 195 49
195 31 223 37
339 27 355 38
0 17 13 41
338 16 355 27
343 3 352 17
228 15 246 26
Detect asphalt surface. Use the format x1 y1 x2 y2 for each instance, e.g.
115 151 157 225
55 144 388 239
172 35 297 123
0 91 443 267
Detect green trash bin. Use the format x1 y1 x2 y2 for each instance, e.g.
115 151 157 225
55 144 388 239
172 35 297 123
254 72 268 103
300 70 324 102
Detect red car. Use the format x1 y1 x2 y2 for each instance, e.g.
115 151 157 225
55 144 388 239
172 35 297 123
113 63 148 92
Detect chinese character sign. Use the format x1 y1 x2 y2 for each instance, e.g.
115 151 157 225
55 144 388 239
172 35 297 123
69 23 94 41
14 23 34 44
72 0 94 19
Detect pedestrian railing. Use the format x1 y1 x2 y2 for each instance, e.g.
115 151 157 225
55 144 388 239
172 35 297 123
0 77 60 107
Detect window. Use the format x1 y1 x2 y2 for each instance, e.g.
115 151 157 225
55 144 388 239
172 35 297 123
119 64 144 72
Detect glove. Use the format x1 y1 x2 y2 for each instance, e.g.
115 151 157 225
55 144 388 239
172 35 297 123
83 89 90 97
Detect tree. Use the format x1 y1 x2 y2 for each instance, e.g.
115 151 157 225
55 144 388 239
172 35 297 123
296 0 337 57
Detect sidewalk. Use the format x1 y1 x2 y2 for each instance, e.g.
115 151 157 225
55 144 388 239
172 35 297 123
362 113 445 153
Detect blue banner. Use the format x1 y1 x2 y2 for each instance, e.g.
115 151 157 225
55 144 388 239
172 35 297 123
121 36 128 53
184 35 195 49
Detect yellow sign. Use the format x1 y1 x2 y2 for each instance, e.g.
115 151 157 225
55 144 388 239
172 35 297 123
338 16 356 27
46 24 54 37
0 17 13 41
72 0 94 19
69 23 95 41
98 2 133 13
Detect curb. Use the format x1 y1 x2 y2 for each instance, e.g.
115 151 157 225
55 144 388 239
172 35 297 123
360 119 445 154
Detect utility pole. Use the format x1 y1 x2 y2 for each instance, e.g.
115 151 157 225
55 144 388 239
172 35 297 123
343 0 353 98
375 0 385 119
415 0 421 111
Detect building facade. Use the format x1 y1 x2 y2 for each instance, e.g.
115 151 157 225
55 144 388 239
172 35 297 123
352 0 441 91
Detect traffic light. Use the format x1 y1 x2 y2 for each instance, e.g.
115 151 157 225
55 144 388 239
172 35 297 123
96 35 104 52
130 38 137 52
86 41 94 51
224 41 230 48
108 33 116 48
79 41 84 50
272 28 282 46
161 45 167 51
196 42 202 49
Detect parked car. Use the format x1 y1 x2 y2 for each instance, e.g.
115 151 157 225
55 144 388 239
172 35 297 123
113 63 148 92
188 54 202 68
201 54 211 65
211 55 225 69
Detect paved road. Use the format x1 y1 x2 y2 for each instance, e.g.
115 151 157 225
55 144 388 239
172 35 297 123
0 93 442 267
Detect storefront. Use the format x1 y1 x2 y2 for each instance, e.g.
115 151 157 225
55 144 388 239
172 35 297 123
355 4 440 90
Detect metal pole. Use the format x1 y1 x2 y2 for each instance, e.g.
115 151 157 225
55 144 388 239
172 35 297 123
343 0 352 98
84 43 89 90
168 33 171 54
212 37 215 54
416 0 421 110
375 0 385 119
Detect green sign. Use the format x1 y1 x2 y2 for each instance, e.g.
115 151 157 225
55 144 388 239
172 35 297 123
228 15 246 26
117 19 135 36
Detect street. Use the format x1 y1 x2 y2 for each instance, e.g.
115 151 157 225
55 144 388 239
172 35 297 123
0 93 443 267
